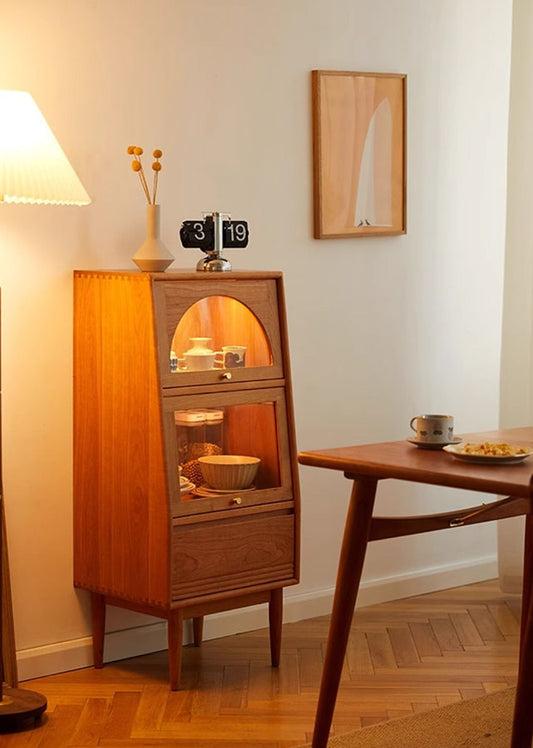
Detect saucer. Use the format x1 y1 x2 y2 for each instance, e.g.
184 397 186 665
193 485 256 497
407 437 462 450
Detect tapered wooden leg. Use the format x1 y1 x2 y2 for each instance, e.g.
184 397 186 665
520 514 533 642
312 477 378 748
168 610 183 690
511 513 533 747
192 616 204 647
269 587 283 667
91 593 106 669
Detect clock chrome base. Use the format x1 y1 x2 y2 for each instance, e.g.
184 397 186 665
197 255 232 272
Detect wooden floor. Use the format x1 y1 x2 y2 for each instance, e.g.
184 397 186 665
1 580 520 747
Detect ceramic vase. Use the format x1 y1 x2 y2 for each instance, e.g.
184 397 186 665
183 337 216 370
132 204 174 272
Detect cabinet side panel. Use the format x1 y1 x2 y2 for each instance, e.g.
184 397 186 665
74 273 169 605
275 275 301 581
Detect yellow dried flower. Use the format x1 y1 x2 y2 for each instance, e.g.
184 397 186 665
126 143 161 204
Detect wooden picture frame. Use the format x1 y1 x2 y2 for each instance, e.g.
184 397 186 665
312 70 406 239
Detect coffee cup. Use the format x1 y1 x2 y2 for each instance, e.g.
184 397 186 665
215 345 246 369
409 414 454 444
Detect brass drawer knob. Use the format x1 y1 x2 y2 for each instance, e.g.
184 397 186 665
232 497 242 506
221 371 232 380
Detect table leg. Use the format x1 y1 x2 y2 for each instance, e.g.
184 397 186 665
520 514 533 642
312 477 378 748
511 512 533 747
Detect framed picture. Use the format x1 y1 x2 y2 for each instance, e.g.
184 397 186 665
312 70 406 239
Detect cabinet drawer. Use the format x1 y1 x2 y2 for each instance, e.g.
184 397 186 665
171 512 295 600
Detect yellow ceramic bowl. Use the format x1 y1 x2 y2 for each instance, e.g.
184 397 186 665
198 455 260 490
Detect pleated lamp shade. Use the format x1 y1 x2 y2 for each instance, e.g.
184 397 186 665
0 90 91 206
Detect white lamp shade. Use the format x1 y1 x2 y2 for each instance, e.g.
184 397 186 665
0 90 91 205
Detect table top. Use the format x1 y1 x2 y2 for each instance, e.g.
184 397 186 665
298 427 533 498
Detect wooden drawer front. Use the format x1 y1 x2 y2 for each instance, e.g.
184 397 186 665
171 513 294 600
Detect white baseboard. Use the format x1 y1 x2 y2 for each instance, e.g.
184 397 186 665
17 555 498 682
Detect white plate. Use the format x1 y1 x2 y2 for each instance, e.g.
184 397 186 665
193 485 256 497
407 437 462 450
180 481 195 494
443 444 533 464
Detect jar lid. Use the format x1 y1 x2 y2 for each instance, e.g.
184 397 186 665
174 409 224 425
174 410 206 425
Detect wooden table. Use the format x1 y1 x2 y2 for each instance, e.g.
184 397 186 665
298 427 533 748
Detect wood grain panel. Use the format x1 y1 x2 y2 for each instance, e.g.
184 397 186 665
73 272 170 605
172 513 295 600
223 403 281 489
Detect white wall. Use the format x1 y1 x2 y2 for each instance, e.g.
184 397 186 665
0 0 513 680
499 0 533 592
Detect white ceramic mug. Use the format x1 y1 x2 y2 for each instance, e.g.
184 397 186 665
215 345 247 369
410 414 454 443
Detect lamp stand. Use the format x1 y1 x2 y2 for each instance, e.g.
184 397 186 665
0 295 46 730
0 500 47 729
0 88 91 730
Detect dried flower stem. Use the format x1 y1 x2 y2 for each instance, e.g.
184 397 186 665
127 145 163 205
138 168 151 203
153 171 159 205
152 149 162 204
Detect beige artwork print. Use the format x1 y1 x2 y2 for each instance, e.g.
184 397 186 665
317 73 405 237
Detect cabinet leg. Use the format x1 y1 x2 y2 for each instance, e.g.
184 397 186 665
269 587 283 667
192 616 204 647
168 611 184 690
91 593 106 669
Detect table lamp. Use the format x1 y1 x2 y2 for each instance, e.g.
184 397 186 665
0 89 91 728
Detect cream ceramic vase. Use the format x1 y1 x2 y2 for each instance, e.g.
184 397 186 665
133 204 174 272
183 337 216 371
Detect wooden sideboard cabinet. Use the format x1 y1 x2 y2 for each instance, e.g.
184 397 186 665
73 270 300 689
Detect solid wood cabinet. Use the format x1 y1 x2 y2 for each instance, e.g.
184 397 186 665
73 270 300 688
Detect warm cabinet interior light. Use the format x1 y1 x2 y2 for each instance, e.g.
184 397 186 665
0 90 91 205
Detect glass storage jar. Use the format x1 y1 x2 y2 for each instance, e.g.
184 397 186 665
174 409 224 486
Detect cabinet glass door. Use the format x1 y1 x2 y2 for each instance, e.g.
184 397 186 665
153 279 284 386
172 295 271 371
163 388 293 517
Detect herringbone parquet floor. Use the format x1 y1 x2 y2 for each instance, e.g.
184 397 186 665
0 580 520 747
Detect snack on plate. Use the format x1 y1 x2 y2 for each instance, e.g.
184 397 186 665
461 441 530 457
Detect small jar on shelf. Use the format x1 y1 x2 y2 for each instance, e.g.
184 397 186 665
174 409 224 486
